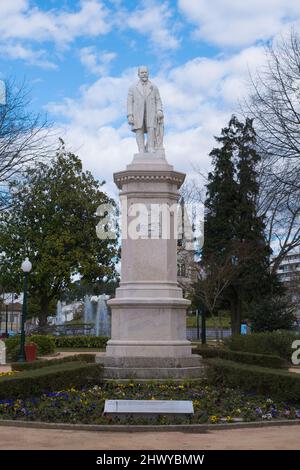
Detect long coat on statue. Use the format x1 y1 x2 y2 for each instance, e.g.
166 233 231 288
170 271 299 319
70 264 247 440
127 80 163 132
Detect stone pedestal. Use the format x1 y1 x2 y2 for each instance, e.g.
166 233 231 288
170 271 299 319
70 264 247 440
106 151 192 360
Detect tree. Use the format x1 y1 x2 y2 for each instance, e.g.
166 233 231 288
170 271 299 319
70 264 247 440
247 296 296 332
61 277 120 302
244 30 300 192
0 79 52 210
202 116 279 334
243 30 300 264
0 140 119 326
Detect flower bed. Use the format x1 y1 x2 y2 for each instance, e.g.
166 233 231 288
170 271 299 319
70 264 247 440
0 371 18 378
0 381 299 425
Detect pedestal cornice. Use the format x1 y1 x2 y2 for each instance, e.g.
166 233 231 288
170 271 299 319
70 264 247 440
113 169 186 190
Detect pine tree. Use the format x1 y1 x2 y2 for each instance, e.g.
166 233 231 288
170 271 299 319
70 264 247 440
202 116 278 334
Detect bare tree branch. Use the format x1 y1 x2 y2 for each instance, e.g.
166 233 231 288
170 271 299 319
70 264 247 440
0 78 55 210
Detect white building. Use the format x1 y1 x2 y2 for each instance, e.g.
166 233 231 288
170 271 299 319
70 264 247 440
277 252 300 282
0 293 23 334
277 251 300 320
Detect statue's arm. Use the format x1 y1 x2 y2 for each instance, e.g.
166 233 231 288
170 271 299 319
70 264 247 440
127 87 134 118
155 86 163 119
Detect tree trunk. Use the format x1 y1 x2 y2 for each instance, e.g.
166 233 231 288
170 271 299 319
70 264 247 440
230 293 242 335
38 296 50 327
219 314 224 341
212 314 220 344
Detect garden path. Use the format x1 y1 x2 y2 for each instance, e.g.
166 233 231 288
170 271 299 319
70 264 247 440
0 425 299 450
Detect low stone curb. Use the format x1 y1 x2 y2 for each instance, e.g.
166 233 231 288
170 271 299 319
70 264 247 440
0 419 299 433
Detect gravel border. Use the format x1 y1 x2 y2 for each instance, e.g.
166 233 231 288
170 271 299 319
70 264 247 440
0 419 299 433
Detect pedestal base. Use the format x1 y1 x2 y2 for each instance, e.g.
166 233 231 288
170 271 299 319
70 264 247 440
97 355 206 380
106 340 192 358
107 296 192 357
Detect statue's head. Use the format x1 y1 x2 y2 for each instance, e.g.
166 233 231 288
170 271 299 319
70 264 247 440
138 66 149 82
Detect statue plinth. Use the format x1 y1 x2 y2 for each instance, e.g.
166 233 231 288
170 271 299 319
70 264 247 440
106 151 192 358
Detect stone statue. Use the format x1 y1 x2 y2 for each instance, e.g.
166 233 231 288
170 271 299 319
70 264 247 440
127 66 164 153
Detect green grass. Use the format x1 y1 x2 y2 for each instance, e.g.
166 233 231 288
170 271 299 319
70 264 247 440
187 316 231 328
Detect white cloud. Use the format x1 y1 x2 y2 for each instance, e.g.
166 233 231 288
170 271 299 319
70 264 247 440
47 46 265 195
179 0 300 47
0 43 57 69
47 70 135 130
0 0 110 46
79 47 117 75
126 1 180 51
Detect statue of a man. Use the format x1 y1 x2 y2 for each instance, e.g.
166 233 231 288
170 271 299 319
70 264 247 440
127 66 164 153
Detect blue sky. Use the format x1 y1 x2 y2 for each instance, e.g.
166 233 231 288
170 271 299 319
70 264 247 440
1 0 300 196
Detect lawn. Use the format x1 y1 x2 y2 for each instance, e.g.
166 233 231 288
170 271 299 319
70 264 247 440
0 379 299 425
187 316 231 329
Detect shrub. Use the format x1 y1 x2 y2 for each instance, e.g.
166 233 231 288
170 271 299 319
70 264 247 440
3 336 22 362
197 347 286 368
4 334 56 359
247 296 297 332
206 358 300 402
0 362 104 399
224 330 299 361
27 335 55 355
11 354 96 371
53 336 108 349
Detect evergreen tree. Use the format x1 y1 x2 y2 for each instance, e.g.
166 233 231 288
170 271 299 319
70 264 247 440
202 116 280 334
0 140 119 326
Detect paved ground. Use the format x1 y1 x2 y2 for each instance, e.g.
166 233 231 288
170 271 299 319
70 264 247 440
0 425 299 450
39 351 105 360
289 367 300 374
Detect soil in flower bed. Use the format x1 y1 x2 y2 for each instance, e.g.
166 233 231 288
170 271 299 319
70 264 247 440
0 380 299 425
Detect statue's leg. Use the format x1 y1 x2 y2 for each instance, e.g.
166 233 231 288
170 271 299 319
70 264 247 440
147 127 155 153
135 129 145 153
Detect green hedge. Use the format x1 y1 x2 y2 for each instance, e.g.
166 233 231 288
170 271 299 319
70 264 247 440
197 347 286 368
11 354 96 371
206 358 300 402
53 336 109 349
3 336 22 362
4 335 56 361
224 331 299 361
0 362 104 399
27 335 56 355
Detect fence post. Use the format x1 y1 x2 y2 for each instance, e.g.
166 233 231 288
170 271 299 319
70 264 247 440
201 310 206 345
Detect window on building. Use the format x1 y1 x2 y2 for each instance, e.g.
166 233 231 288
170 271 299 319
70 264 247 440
177 262 186 277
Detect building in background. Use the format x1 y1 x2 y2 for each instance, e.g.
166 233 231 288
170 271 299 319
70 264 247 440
277 251 300 321
0 184 10 205
0 293 22 335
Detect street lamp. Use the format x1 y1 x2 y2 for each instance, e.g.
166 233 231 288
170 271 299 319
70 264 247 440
18 257 32 363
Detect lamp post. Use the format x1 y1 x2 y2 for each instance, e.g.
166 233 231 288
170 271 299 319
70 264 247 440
18 257 32 362
5 304 8 337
